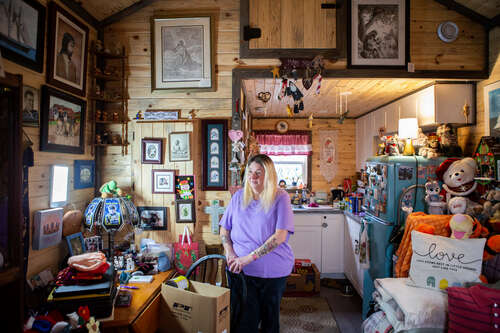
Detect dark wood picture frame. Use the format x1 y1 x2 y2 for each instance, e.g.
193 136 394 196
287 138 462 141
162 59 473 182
137 206 168 230
201 119 227 191
0 0 46 73
347 0 409 69
40 85 86 154
46 1 89 97
141 138 163 164
175 199 196 223
152 169 176 194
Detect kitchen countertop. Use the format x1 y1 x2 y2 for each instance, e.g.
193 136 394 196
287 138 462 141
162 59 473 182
292 204 344 214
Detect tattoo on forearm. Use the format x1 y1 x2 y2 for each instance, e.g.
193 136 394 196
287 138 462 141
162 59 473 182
255 237 279 258
221 235 231 245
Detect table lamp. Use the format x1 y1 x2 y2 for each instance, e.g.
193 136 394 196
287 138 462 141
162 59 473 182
398 118 418 156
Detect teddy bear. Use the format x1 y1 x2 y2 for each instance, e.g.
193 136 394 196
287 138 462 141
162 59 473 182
381 135 401 156
418 134 441 158
424 179 445 214
482 189 500 220
436 123 462 157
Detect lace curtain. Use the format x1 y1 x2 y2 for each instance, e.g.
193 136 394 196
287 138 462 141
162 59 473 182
256 133 312 155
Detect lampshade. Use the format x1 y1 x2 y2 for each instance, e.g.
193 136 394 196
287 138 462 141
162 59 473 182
84 197 139 232
398 118 419 139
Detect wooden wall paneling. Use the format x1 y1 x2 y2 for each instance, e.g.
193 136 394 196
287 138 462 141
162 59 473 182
249 0 281 49
303 0 336 49
280 0 304 48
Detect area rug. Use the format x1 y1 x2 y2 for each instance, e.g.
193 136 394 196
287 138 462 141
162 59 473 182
280 297 340 333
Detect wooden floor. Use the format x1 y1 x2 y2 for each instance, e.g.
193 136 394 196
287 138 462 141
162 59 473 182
321 285 363 333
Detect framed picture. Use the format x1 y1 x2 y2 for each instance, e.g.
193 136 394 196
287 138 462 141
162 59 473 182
169 132 191 161
152 169 175 194
484 80 500 137
144 109 180 120
40 85 86 154
151 12 216 92
137 206 168 230
84 235 102 252
142 138 163 164
22 85 39 127
74 160 95 189
175 175 195 200
0 0 45 73
175 200 195 223
202 119 227 191
46 2 89 96
348 0 409 68
66 232 86 257
33 208 63 250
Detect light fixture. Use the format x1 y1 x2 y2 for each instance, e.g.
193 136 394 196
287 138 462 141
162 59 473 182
398 118 419 156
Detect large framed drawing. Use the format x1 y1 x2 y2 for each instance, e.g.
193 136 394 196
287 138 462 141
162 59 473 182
40 85 86 154
202 119 227 191
348 0 409 68
151 12 216 92
46 2 89 97
484 80 500 137
0 0 45 73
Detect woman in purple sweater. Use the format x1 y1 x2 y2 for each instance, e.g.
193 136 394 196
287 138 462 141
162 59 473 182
219 154 295 333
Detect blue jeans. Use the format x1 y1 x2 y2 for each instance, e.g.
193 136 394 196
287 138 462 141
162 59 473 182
228 271 287 333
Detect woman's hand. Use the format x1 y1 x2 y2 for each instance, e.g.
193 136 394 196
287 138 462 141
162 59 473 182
228 255 253 274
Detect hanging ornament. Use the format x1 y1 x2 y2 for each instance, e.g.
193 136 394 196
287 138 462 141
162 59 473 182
286 104 293 118
314 73 322 95
271 66 280 81
463 101 470 123
302 67 313 90
308 114 314 129
257 91 271 103
278 78 288 100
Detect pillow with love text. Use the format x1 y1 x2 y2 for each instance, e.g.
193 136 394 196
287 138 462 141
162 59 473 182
408 231 485 292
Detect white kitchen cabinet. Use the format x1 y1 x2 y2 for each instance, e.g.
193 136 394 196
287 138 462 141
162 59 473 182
344 214 364 297
289 213 344 274
356 114 376 171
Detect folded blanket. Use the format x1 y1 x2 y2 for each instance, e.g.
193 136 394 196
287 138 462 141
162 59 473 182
68 251 106 272
374 278 448 332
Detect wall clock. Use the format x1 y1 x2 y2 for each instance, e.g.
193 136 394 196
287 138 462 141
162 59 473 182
276 120 289 133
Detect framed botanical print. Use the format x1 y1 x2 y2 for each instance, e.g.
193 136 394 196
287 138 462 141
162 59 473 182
47 2 89 96
0 0 45 73
152 169 175 194
175 200 195 223
40 85 86 154
348 0 409 68
137 206 168 230
202 119 227 191
169 132 191 161
74 160 95 189
151 11 216 92
142 138 163 164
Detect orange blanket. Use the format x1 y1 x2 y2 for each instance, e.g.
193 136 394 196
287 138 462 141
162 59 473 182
394 212 452 278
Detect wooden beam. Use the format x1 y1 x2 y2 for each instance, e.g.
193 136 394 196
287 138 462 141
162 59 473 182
59 0 99 29
99 0 162 27
433 0 493 29
492 14 500 28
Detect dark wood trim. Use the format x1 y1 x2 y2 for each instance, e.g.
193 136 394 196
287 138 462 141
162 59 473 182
492 14 500 28
99 0 161 27
239 0 346 59
433 0 493 29
59 0 100 29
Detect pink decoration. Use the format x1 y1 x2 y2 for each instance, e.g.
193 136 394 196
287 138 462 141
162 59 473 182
315 74 322 95
228 130 243 142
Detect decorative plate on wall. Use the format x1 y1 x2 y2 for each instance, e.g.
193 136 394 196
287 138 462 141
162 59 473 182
437 21 459 43
276 120 289 133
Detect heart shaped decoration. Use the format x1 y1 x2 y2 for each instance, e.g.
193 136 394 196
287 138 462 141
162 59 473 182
228 129 243 142
302 77 313 90
257 91 271 103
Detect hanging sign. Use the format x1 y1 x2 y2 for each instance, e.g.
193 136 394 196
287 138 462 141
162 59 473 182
319 130 338 183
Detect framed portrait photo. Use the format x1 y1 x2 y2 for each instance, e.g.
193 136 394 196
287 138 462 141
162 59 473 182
47 2 89 96
0 0 45 73
175 200 195 223
40 85 86 154
348 0 409 68
484 80 500 137
202 119 227 191
151 12 216 92
137 206 168 230
152 169 175 194
66 232 86 257
142 138 163 164
22 85 40 127
74 160 95 189
169 131 191 161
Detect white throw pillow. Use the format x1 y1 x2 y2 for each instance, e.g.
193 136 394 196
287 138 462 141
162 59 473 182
409 231 486 291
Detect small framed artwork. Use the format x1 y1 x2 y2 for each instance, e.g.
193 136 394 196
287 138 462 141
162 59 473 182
66 232 86 257
22 86 40 127
84 235 103 252
484 80 500 137
152 169 175 194
40 85 86 154
202 119 227 191
46 2 89 96
175 175 195 200
137 206 168 230
175 200 196 223
142 138 163 164
348 0 409 68
151 11 216 92
144 109 180 120
74 160 95 189
169 132 191 161
0 0 46 73
33 208 63 250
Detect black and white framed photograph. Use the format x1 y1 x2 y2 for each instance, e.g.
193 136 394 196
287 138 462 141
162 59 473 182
169 131 191 161
151 12 216 91
348 0 409 68
141 138 163 164
175 200 195 223
152 169 175 194
137 206 168 230
22 85 39 127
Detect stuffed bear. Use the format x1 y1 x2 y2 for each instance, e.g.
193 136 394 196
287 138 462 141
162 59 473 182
419 134 440 158
381 135 400 156
482 189 500 220
424 179 445 214
436 123 462 157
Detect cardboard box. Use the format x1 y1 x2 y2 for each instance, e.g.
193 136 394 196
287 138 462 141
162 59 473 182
285 263 320 296
159 280 230 333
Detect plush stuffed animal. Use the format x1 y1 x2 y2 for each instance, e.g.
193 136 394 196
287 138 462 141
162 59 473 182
381 135 400 156
99 180 126 198
483 234 500 261
424 179 445 214
419 134 440 158
448 214 475 239
482 189 500 220
436 123 462 157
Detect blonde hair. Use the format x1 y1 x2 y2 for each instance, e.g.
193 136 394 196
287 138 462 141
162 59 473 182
242 154 278 212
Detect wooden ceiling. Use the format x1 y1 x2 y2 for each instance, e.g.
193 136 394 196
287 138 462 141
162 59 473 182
80 0 141 21
455 0 500 19
243 78 435 118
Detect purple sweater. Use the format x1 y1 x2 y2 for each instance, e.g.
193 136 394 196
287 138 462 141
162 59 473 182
219 189 295 278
